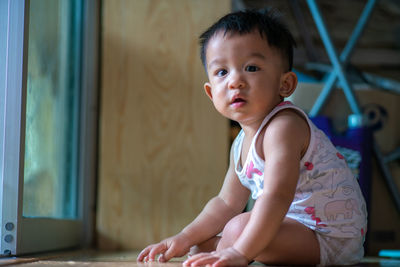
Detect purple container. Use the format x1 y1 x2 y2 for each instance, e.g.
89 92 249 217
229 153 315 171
311 115 373 209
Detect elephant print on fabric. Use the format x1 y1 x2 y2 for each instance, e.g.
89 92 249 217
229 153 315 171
233 103 367 239
324 198 361 221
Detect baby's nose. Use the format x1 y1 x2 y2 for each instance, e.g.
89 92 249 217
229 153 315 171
228 71 245 89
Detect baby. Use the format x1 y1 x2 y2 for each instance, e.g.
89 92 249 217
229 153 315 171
137 9 367 266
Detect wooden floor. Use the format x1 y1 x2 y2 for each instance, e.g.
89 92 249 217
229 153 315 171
1 250 400 267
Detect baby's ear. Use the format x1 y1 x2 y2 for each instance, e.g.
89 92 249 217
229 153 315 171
279 71 298 98
204 82 213 101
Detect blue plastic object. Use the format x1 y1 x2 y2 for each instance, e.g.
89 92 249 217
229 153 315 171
379 250 400 259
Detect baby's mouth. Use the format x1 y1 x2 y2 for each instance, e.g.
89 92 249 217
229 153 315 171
231 97 246 107
233 98 244 103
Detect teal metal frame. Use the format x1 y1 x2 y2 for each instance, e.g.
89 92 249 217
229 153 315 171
307 0 377 117
306 0 400 213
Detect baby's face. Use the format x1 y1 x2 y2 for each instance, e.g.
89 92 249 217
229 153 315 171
203 30 288 126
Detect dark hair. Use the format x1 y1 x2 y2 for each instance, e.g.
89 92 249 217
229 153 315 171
199 8 296 71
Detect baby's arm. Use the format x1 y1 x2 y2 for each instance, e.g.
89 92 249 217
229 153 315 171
233 110 309 260
184 110 310 267
137 146 250 262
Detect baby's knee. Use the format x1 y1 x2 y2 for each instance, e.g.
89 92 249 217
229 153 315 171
189 236 221 256
219 212 250 249
224 214 246 237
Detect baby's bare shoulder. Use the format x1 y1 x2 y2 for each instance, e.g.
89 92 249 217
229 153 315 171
266 109 308 135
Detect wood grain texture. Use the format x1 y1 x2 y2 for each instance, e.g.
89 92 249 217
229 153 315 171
1 250 392 266
98 0 230 250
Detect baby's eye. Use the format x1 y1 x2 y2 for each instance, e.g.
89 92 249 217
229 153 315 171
216 69 228 77
245 65 259 72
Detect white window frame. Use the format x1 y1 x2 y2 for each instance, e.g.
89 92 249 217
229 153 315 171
0 0 99 256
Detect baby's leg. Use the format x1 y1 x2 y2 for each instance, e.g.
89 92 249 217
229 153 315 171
189 236 221 256
217 212 320 265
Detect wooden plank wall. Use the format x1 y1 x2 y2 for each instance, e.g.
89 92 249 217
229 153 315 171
97 0 231 250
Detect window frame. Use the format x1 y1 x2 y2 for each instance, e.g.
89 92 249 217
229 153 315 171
0 0 99 256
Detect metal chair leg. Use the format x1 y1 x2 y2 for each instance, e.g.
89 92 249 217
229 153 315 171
307 0 377 116
305 0 400 213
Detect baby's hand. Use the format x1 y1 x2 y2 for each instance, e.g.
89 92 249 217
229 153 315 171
137 232 192 263
183 247 248 267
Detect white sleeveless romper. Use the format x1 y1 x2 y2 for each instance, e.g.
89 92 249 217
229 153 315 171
232 101 367 265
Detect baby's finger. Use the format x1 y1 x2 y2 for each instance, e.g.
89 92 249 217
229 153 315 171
137 247 151 262
158 254 166 262
148 244 167 261
183 253 201 265
211 258 228 267
162 244 180 262
186 254 218 267
183 253 214 267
